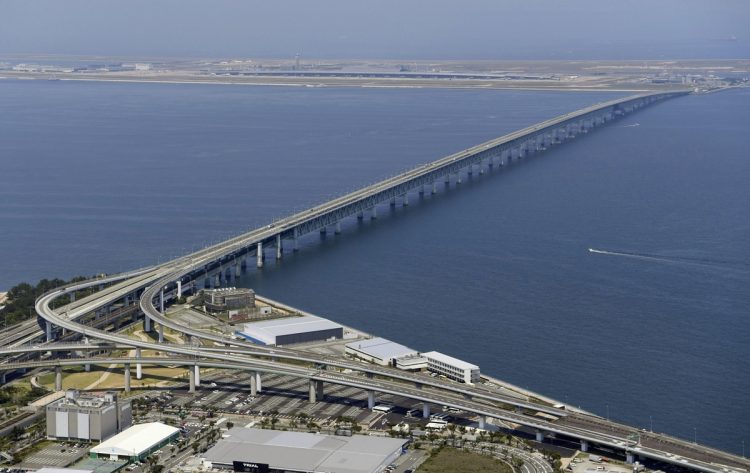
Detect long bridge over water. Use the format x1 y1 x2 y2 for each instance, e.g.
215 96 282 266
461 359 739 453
3 89 747 473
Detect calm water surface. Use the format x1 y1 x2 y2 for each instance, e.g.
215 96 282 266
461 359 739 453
0 80 748 453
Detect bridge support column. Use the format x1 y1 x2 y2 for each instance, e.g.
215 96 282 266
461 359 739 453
444 174 450 185
309 379 318 403
214 272 221 287
357 211 364 220
124 363 131 393
478 415 486 430
480 162 485 174
334 222 341 234
255 372 262 393
250 372 257 396
535 430 545 443
468 164 473 176
46 321 53 342
370 206 377 219
367 390 375 409
0 373 5 385
136 348 142 379
176 280 182 299
419 185 425 196
276 234 283 259
194 365 200 386
432 181 437 194
70 291 76 303
144 315 151 332
626 452 635 464
390 197 396 207
422 403 430 419
235 264 241 278
188 366 196 393
293 229 300 251
160 289 165 313
580 440 589 452
403 194 409 206
55 366 62 391
457 172 462 184
158 324 164 343
256 242 264 268
84 364 91 372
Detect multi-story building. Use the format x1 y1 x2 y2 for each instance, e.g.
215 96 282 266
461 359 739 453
46 390 132 441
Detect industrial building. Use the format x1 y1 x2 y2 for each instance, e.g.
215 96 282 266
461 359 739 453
89 422 180 462
345 337 418 366
46 390 132 441
237 314 343 346
204 287 255 313
423 351 480 384
203 427 408 473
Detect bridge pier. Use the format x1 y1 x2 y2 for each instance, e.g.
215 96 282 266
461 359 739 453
370 206 377 219
357 211 364 220
626 452 635 464
46 321 53 342
366 390 376 409
467 164 473 176
334 222 341 234
419 185 425 196
444 174 450 185
70 291 76 303
249 372 258 395
144 315 151 332
403 193 409 206
293 229 300 251
320 226 327 235
276 234 283 259
136 348 142 379
235 263 241 278
256 242 264 268
158 324 164 343
255 372 262 392
432 181 438 194
124 363 131 393
422 403 430 418
55 366 62 391
214 272 221 287
0 373 5 384
457 172 462 184
159 289 164 313
188 366 196 393
479 162 485 174
390 197 396 207
84 363 90 372
478 415 486 430
309 379 318 403
535 430 545 443
176 280 182 299
580 440 589 452
194 365 201 386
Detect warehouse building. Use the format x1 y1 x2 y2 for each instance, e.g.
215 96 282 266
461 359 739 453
237 315 343 346
345 337 418 366
89 422 180 462
46 390 132 441
204 287 255 313
423 351 480 384
203 427 408 473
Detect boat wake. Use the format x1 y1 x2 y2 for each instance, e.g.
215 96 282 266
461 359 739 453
622 123 640 128
587 248 750 270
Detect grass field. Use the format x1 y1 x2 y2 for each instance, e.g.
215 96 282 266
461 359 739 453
37 365 188 390
417 448 513 473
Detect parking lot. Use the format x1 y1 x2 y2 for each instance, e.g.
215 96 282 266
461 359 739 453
19 442 87 470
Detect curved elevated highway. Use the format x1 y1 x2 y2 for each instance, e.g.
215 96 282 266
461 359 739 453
15 89 750 472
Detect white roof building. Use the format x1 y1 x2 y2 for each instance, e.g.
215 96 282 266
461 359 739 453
238 315 343 346
204 427 408 473
90 422 179 460
345 337 418 366
423 351 480 384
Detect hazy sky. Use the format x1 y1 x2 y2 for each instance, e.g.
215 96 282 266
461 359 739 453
1 0 748 60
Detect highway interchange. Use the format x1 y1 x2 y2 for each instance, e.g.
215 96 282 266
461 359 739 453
2 89 747 473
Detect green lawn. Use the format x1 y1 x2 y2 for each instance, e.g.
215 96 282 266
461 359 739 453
418 448 513 473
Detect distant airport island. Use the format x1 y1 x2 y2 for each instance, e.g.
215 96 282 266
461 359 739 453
1 55 748 92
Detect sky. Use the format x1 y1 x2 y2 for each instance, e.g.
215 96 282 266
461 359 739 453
0 0 748 60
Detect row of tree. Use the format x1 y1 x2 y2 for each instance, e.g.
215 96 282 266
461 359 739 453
0 276 89 326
